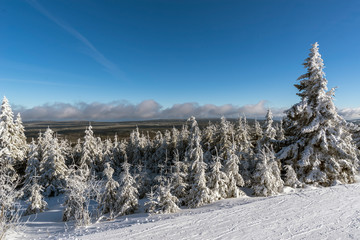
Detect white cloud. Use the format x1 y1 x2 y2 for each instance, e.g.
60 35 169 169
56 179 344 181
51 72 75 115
338 107 360 120
15 100 286 121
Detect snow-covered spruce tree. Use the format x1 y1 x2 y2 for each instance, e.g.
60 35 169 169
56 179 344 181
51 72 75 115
153 130 171 173
0 97 21 180
128 127 144 166
134 162 151 199
207 150 228 201
186 116 212 208
0 171 21 240
202 121 216 152
102 138 114 164
94 136 104 174
236 116 254 187
170 127 180 151
117 161 139 216
224 141 245 188
171 150 188 205
23 139 40 198
236 116 253 155
253 119 263 143
113 138 128 174
283 164 302 188
79 125 98 178
275 120 285 141
39 127 68 197
262 109 276 145
348 123 360 150
98 163 119 220
151 131 164 173
13 113 28 174
253 146 283 197
62 167 91 227
59 138 73 166
278 42 358 186
177 124 189 161
24 174 47 216
154 181 180 214
217 116 233 160
144 188 158 214
72 139 83 166
224 142 244 198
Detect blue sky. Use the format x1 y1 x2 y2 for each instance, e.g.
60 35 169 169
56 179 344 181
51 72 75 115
1 0 360 120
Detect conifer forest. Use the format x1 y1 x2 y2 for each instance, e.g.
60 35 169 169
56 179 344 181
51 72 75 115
1 43 360 238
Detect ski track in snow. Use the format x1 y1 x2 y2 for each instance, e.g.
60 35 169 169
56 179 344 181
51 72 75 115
9 183 360 240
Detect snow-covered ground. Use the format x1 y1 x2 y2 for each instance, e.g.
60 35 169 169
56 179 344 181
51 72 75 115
9 181 360 240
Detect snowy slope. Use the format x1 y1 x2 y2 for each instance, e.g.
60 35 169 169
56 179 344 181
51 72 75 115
10 182 360 240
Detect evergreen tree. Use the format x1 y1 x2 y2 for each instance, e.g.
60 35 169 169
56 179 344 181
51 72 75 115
275 120 285 141
134 162 151 199
262 109 276 145
177 124 189 160
72 139 83 166
217 116 233 159
202 121 216 153
155 182 180 214
102 138 113 164
235 116 254 187
25 175 47 216
117 161 138 216
278 42 358 186
207 151 228 200
23 139 40 198
224 142 244 198
0 97 20 180
283 165 302 188
144 188 158 214
14 113 28 174
236 116 253 155
171 150 188 205
98 163 119 219
253 146 283 197
187 117 212 208
224 142 244 188
0 170 21 240
39 127 68 197
253 119 263 143
79 125 98 178
62 167 91 226
59 138 73 166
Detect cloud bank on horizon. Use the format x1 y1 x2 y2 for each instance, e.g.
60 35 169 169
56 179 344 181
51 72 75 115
12 100 360 121
14 100 284 121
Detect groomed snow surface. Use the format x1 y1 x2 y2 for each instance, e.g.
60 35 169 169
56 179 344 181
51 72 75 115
9 179 360 240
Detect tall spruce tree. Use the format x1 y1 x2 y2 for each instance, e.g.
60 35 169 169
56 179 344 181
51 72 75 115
79 125 98 178
253 146 283 196
62 167 91 226
0 97 22 180
207 151 228 201
186 117 212 208
25 174 47 216
98 163 119 219
39 127 68 196
278 42 358 186
262 109 276 145
23 139 40 198
117 161 139 216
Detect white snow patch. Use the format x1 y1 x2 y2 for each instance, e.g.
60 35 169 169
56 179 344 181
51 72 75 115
8 182 360 240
